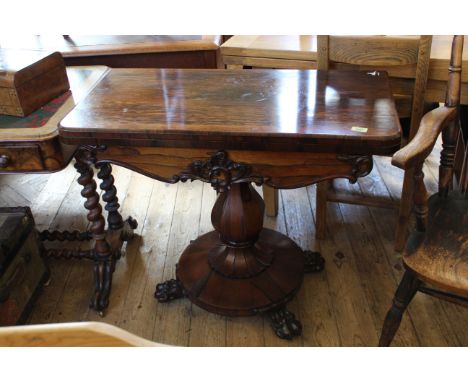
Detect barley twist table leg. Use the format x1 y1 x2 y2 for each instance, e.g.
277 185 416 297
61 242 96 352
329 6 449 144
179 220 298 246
75 149 113 314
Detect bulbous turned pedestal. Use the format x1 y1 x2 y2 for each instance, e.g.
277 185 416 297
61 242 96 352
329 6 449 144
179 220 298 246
176 182 305 316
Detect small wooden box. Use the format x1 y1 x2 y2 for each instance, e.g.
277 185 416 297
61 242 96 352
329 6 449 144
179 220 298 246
0 207 49 326
0 50 70 117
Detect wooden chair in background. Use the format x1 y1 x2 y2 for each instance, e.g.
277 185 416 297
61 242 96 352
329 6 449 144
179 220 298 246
258 35 433 251
222 36 434 251
0 321 163 346
379 35 467 346
312 35 434 252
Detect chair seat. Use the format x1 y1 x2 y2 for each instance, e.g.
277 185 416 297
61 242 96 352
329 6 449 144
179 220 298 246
403 191 468 296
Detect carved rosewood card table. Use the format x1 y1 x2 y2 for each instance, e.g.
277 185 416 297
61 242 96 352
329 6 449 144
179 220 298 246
58 69 401 339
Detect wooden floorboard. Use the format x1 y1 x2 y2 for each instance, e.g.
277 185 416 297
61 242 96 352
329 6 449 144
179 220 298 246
282 187 338 346
308 186 379 346
188 184 227 347
1 147 466 346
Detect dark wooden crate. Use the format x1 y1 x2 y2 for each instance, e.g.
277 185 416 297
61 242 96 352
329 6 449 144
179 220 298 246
0 207 49 326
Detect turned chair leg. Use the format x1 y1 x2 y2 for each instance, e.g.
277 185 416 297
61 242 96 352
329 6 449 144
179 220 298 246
263 185 279 217
315 181 330 239
379 270 421 346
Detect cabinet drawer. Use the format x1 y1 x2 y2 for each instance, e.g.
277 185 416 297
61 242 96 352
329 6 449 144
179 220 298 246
0 144 45 172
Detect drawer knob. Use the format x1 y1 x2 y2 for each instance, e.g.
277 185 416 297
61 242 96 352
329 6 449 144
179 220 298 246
0 154 11 168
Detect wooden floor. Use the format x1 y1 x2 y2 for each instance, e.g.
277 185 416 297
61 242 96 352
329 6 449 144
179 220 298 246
1 144 467 346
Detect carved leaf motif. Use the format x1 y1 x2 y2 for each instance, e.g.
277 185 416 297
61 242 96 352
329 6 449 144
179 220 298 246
179 150 264 192
337 155 373 183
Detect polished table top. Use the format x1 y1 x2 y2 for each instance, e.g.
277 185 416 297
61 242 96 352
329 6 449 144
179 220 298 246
59 69 401 155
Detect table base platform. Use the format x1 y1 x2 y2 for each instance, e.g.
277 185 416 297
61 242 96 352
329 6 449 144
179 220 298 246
155 233 324 340
155 205 325 339
154 179 325 340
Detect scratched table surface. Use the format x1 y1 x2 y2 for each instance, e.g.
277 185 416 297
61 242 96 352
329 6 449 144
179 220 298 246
59 68 401 155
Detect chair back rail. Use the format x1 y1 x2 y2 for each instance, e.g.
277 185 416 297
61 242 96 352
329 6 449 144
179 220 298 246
317 35 432 140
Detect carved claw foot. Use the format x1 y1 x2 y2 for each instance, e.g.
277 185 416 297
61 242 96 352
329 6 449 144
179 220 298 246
89 258 114 314
121 216 138 242
155 279 185 303
304 250 325 273
111 250 121 267
268 306 302 340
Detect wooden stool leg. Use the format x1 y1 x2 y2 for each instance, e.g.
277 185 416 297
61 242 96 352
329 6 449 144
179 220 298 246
315 181 330 239
263 185 279 217
394 169 414 252
379 270 420 346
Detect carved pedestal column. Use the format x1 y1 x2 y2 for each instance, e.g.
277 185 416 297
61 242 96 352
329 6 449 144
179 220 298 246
155 150 325 340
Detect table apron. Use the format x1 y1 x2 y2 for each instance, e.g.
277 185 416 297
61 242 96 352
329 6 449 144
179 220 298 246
92 145 373 189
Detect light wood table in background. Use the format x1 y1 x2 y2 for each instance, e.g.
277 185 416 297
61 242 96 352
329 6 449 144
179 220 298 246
222 35 318 69
0 35 222 68
221 35 468 103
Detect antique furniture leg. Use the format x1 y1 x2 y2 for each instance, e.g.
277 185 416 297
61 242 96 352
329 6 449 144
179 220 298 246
97 162 124 231
42 151 138 313
39 165 117 247
74 148 114 314
155 172 321 339
39 229 92 242
154 278 185 302
379 270 421 346
96 162 138 251
262 252 324 339
380 163 427 346
262 185 278 217
440 118 459 196
304 250 326 273
267 306 302 340
315 181 330 239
